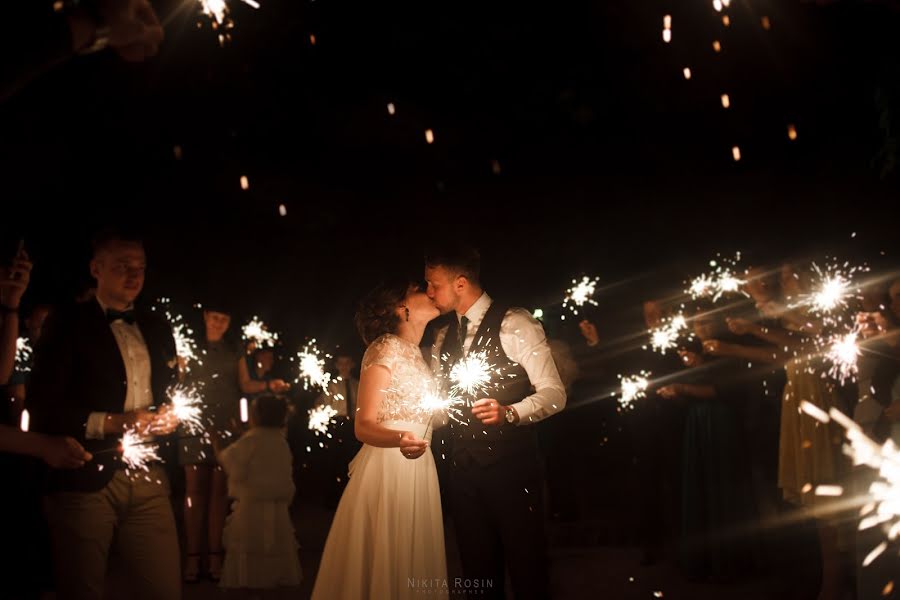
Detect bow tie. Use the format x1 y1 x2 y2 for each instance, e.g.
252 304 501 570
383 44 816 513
106 309 136 325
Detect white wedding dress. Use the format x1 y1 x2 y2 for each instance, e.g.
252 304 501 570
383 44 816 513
311 334 447 600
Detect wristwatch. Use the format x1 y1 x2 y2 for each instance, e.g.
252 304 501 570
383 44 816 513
504 406 516 424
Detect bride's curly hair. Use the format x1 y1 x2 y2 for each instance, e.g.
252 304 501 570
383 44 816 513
355 277 414 345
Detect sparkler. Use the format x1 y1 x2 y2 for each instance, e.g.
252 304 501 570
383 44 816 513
308 404 338 436
563 276 600 317
296 340 332 390
15 337 32 372
242 317 279 348
618 371 651 410
448 350 494 397
168 385 205 435
824 329 861 385
646 313 691 355
686 254 746 302
153 298 200 370
120 427 161 472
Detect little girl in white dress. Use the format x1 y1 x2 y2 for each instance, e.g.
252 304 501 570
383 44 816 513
217 395 302 592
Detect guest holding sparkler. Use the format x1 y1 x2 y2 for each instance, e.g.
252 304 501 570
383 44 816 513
8 303 52 410
311 277 445 600
657 302 755 581
26 229 181 600
1 246 91 600
775 262 851 600
215 394 302 593
239 346 291 398
853 276 900 600
706 263 789 531
179 302 242 583
424 244 566 600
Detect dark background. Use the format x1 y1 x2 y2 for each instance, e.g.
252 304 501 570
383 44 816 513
2 0 897 353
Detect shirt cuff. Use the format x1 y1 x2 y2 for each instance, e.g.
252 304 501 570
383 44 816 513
86 412 107 440
510 400 532 425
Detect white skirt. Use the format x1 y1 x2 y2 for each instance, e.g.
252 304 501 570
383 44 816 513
311 420 447 600
220 498 302 589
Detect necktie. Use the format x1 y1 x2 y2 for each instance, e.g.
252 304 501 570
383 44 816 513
458 315 469 354
106 309 136 324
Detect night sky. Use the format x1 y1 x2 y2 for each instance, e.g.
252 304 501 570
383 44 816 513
1 0 897 354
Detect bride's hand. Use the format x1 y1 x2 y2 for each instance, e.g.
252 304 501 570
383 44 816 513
399 431 428 460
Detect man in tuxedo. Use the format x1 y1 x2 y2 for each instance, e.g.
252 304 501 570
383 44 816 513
424 244 566 599
27 229 181 600
314 352 360 507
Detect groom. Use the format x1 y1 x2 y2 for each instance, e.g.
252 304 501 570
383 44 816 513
424 244 566 599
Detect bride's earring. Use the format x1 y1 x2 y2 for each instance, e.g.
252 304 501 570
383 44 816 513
404 306 410 322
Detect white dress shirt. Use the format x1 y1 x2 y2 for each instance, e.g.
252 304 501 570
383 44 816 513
85 297 154 440
431 292 566 425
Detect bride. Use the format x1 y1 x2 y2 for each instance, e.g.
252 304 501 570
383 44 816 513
311 278 447 599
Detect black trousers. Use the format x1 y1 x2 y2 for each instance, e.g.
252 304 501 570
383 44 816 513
449 451 550 599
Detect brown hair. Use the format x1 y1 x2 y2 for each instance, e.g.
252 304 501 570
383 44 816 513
354 278 414 345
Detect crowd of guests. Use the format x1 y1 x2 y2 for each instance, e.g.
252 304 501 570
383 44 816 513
2 230 899 600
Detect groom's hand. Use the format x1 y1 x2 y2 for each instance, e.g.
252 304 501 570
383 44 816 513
472 398 504 426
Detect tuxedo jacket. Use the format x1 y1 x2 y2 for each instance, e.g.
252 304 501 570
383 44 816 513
27 300 177 492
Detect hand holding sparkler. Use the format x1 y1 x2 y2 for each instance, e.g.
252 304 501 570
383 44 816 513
471 398 509 426
726 317 756 336
578 320 600 347
678 349 703 367
702 339 726 356
399 431 428 460
39 435 93 469
656 384 681 399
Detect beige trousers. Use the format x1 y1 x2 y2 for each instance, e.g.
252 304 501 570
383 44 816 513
43 466 181 600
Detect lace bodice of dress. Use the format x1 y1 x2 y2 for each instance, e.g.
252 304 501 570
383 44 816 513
361 334 435 424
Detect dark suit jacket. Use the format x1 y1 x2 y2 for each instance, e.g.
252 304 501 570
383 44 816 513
26 300 177 492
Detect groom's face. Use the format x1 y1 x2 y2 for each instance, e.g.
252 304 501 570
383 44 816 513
424 265 459 315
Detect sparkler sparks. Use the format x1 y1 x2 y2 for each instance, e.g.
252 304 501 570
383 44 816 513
800 261 868 318
120 428 160 472
296 340 332 390
687 254 746 302
647 313 692 355
154 299 200 370
618 371 651 410
15 337 32 372
308 404 338 436
168 386 205 435
824 329 861 385
448 350 494 397
563 276 600 316
242 317 279 348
